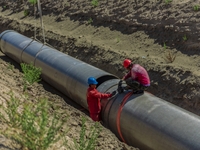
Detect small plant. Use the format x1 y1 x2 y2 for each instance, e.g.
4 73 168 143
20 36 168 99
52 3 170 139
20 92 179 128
29 0 37 5
116 37 120 43
72 117 101 150
165 50 176 63
7 63 14 71
0 92 21 128
193 5 199 11
91 0 98 7
88 17 93 24
165 0 172 4
23 9 29 17
163 42 167 49
20 63 42 91
183 35 187 41
0 93 68 150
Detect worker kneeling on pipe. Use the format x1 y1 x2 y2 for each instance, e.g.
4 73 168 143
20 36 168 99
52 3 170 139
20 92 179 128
119 59 150 94
86 77 116 122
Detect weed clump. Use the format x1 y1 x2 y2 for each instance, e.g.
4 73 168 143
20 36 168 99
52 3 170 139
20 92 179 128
165 50 176 63
0 92 101 150
165 0 172 5
193 5 199 11
20 63 41 91
91 0 98 7
0 92 68 150
163 43 176 63
72 117 101 150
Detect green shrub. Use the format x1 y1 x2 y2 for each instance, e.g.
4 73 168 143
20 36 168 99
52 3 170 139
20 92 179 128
163 42 167 49
88 17 93 24
0 92 21 128
116 37 120 43
183 35 187 41
20 63 42 91
0 92 100 150
0 92 68 150
7 62 14 71
72 117 101 150
194 5 199 11
165 0 172 4
23 9 30 17
29 0 37 5
91 0 98 7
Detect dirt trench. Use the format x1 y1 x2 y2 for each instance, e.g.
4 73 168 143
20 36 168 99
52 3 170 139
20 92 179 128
1 0 200 149
0 26 140 150
1 0 200 115
1 9 200 116
0 5 199 114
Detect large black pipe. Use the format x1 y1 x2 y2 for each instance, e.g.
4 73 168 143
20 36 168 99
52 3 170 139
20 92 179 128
1 30 200 150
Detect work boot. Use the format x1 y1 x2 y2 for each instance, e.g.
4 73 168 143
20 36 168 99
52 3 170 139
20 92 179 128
133 90 144 94
124 86 131 90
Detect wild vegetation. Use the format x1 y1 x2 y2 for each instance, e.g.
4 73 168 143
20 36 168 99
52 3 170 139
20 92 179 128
0 63 101 150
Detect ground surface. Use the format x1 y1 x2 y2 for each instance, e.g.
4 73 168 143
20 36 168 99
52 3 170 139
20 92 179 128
0 0 200 149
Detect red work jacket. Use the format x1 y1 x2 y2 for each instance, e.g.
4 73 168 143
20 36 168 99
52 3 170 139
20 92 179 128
86 87 112 114
123 64 150 86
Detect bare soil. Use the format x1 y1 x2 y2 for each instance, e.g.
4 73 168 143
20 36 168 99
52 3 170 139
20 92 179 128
0 0 200 149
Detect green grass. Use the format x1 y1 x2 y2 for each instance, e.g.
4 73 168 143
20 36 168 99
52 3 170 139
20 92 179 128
0 92 101 150
183 35 187 41
29 0 37 5
20 63 42 91
91 0 98 7
0 92 68 150
116 37 120 43
0 62 101 150
165 0 172 4
163 42 167 49
88 17 93 24
7 62 14 71
73 117 101 150
193 5 199 11
23 9 29 17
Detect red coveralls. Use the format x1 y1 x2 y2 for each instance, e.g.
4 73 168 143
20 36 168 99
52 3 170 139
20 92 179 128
123 64 150 86
86 87 112 121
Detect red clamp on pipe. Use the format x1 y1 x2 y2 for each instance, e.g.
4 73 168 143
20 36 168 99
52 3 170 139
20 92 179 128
116 91 133 143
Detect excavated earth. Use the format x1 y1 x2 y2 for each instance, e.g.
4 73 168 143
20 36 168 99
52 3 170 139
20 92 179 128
0 0 200 149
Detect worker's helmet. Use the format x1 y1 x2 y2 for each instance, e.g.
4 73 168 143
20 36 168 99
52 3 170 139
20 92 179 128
123 59 132 68
87 77 98 85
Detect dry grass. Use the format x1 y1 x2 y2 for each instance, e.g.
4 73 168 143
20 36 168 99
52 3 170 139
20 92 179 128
165 50 176 63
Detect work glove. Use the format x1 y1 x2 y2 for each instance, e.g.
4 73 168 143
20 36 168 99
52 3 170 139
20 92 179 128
119 79 123 83
117 80 124 93
118 80 123 86
111 91 117 96
117 87 124 93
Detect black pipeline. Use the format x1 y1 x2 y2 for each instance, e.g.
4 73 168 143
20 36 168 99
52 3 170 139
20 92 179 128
1 30 200 150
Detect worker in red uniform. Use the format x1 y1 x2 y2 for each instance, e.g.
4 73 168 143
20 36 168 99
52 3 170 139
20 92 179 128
120 59 150 94
86 77 116 121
